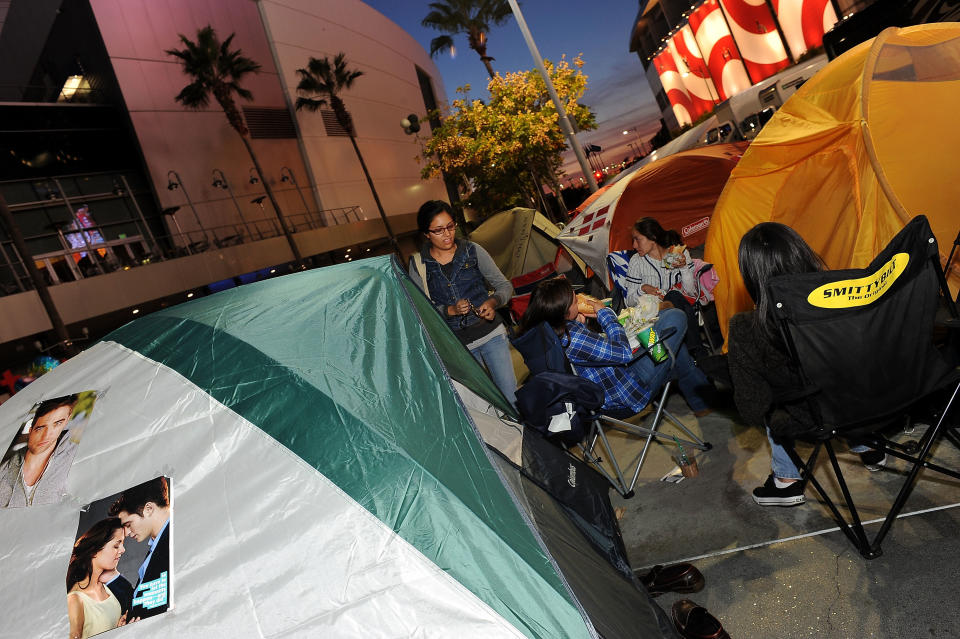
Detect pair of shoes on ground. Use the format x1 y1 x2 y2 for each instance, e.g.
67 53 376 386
638 562 704 597
672 599 730 639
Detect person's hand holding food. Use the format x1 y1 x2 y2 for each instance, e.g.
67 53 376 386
640 284 665 299
576 294 607 317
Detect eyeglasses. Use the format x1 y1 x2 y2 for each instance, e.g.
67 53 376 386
427 222 456 236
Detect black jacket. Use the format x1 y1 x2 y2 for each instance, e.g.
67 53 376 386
131 521 170 619
728 311 814 439
516 370 605 444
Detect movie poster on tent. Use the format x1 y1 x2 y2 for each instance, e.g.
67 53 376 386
67 476 173 636
0 391 99 508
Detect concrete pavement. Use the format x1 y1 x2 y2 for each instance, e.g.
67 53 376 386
606 393 960 638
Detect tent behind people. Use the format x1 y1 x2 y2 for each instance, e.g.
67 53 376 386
469 207 587 282
708 24 960 337
557 143 746 284
0 257 676 639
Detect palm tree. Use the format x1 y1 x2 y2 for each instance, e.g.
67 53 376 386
295 53 401 259
422 0 513 78
166 26 302 264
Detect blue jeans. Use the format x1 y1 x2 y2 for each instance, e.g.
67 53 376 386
470 331 518 407
768 430 801 480
768 430 873 480
626 308 711 413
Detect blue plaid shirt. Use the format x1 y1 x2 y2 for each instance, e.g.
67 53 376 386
564 308 651 413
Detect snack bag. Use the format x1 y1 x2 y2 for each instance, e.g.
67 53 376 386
638 326 669 363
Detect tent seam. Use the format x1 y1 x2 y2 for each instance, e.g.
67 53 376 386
391 257 600 639
99 339 530 639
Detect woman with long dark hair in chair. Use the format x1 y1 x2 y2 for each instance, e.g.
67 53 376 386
729 223 885 507
626 217 721 358
518 278 713 417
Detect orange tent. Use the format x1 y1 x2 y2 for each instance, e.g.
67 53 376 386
557 143 746 283
708 24 960 340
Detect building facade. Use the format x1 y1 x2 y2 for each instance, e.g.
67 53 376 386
629 0 865 128
0 0 448 365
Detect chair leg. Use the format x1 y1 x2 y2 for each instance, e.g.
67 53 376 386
698 307 717 354
824 442 876 557
602 382 711 495
599 379 710 452
788 442 876 557
659 408 711 450
788 379 960 558
583 380 717 496
580 418 634 498
872 380 960 551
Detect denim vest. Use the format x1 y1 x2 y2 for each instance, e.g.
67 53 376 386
421 241 492 333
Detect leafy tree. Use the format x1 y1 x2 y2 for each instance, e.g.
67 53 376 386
295 54 401 258
421 55 596 218
166 25 302 264
422 0 513 78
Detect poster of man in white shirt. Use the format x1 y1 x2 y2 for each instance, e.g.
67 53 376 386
0 391 98 508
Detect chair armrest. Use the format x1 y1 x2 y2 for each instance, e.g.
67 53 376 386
572 326 678 368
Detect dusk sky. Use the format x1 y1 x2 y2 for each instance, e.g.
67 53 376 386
363 0 663 180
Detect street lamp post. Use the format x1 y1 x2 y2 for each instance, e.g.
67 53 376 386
166 170 207 247
212 169 255 241
507 0 598 193
279 167 314 229
117 175 162 258
623 126 646 149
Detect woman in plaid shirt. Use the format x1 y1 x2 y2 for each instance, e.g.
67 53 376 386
519 278 713 416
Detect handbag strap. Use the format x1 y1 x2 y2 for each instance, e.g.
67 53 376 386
412 253 431 301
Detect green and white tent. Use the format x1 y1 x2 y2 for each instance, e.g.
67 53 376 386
0 257 674 638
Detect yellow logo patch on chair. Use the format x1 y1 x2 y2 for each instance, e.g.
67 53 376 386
807 253 908 308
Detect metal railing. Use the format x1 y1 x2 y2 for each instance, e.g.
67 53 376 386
0 205 368 296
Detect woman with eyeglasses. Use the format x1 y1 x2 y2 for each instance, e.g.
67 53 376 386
408 200 517 407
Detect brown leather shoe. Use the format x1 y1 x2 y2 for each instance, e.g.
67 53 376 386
638 563 705 597
671 599 730 639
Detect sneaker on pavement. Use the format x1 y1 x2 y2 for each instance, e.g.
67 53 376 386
859 449 888 472
752 474 805 506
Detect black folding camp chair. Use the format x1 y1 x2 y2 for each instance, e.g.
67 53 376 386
765 215 960 558
513 321 711 498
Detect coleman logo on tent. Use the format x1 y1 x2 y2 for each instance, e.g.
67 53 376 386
567 463 577 488
682 217 710 238
807 253 908 308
